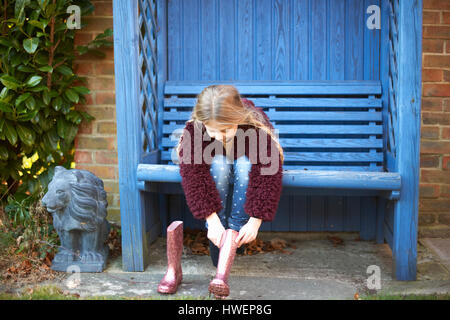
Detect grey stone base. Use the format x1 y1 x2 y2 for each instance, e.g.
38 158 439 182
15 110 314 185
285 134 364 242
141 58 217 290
51 248 109 273
51 260 107 273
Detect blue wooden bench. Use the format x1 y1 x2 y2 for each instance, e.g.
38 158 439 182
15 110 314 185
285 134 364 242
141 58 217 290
136 79 404 265
113 0 422 281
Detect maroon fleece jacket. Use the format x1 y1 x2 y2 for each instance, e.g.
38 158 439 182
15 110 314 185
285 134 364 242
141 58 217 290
177 98 283 222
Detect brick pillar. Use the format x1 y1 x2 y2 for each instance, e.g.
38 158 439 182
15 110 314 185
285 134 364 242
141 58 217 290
73 0 120 223
419 0 450 237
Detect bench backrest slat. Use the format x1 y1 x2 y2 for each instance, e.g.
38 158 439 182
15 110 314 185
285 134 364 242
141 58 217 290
161 81 384 172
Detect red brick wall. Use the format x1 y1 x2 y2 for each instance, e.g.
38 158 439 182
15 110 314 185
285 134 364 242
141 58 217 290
73 0 450 236
73 0 120 222
420 0 450 238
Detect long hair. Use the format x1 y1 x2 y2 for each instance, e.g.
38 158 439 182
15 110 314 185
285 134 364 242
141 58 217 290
175 85 284 163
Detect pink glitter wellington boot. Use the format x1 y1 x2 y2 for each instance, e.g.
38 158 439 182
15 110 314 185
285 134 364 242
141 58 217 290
158 221 183 294
208 229 239 298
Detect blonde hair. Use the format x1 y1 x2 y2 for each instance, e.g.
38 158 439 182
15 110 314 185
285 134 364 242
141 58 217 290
175 85 285 163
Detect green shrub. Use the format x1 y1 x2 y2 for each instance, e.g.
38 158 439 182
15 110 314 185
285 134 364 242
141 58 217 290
0 0 113 201
0 0 113 262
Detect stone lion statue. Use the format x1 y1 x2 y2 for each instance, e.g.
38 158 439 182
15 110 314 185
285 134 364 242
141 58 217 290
41 166 110 272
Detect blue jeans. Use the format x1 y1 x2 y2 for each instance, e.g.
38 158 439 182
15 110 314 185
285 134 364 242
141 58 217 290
205 154 252 232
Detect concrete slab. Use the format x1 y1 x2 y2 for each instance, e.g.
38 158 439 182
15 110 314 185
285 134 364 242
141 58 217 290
12 232 450 300
420 238 450 270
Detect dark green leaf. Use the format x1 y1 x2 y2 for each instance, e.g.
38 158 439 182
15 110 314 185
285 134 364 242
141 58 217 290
15 93 31 107
79 110 95 121
38 65 53 72
28 85 47 92
0 145 8 160
73 86 90 95
25 96 36 110
43 127 59 151
17 65 35 72
4 120 18 145
17 124 36 146
34 51 49 65
0 37 14 47
25 75 42 87
0 87 8 99
64 88 79 103
23 38 39 54
55 65 73 76
66 110 83 124
76 45 89 55
52 96 62 111
42 90 50 105
28 20 46 30
15 0 30 21
0 75 22 90
0 101 13 113
17 109 39 122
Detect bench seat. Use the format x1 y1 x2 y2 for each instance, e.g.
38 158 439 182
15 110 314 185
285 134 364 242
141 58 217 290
137 164 400 200
138 80 400 199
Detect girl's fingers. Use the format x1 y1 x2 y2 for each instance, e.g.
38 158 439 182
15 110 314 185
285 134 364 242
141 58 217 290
239 233 250 247
236 230 245 244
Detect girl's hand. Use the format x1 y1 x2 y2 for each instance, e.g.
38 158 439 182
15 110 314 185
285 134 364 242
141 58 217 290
235 217 262 247
206 212 225 248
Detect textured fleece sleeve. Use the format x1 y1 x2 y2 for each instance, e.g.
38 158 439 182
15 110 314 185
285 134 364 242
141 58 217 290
243 127 284 222
178 122 223 220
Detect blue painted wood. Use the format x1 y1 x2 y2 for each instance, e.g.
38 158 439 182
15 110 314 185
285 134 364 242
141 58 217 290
113 0 148 271
364 0 381 81
310 196 325 231
115 0 422 281
163 124 383 135
327 196 344 231
329 0 345 80
311 0 327 80
391 0 422 281
164 137 383 149
345 197 361 232
255 0 272 79
164 97 382 107
164 111 382 121
167 0 379 81
376 197 386 244
291 195 307 231
137 164 401 191
272 194 290 231
164 80 382 94
360 196 377 240
168 0 182 80
345 0 364 80
218 0 235 79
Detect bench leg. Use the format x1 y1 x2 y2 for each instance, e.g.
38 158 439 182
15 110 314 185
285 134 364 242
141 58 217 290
392 200 418 281
121 190 150 271
376 197 386 244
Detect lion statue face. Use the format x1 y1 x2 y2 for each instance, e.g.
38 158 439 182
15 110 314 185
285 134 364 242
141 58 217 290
41 166 108 232
42 167 77 214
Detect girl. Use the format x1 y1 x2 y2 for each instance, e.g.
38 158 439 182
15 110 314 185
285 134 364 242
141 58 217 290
175 84 284 298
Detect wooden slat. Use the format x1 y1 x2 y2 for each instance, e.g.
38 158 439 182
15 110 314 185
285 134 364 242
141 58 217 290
164 111 382 121
161 150 383 162
162 137 384 149
164 80 382 95
162 163 384 172
137 164 401 190
164 97 382 108
162 123 383 135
